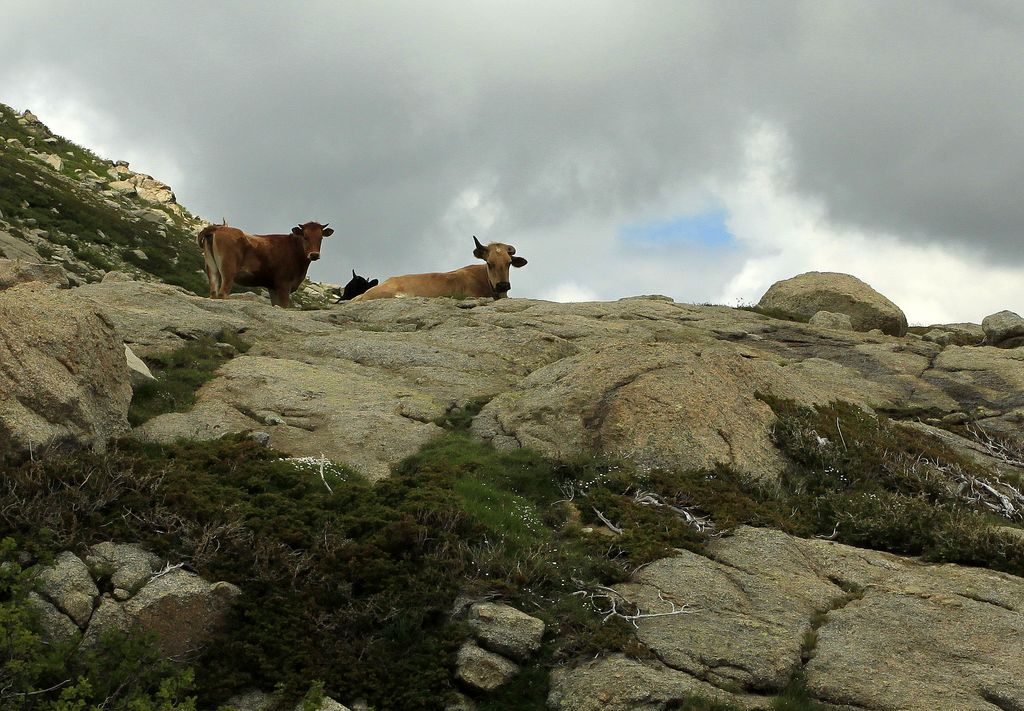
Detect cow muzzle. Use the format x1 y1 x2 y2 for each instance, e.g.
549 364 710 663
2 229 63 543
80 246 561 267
308 252 321 261
495 281 511 293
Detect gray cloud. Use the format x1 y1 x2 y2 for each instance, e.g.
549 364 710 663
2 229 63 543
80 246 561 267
2 1 1022 306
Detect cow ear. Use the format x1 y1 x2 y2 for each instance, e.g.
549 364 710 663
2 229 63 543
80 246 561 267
511 256 528 268
322 228 334 237
473 235 487 259
292 226 303 235
368 279 378 287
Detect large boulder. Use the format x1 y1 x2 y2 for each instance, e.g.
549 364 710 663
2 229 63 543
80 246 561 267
133 175 176 205
757 272 908 336
982 310 1024 348
0 283 132 460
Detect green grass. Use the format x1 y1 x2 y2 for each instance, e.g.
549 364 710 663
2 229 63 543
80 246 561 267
128 330 251 426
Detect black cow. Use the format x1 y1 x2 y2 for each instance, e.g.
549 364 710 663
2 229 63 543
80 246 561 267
335 270 379 302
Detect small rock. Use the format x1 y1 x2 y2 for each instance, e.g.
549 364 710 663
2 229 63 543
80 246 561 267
0 258 69 290
102 270 133 283
619 294 674 302
86 541 161 592
35 551 99 628
296 699 351 711
982 310 1024 348
257 411 286 426
107 180 136 195
223 690 276 711
940 412 969 425
249 431 271 446
922 329 951 346
125 345 157 390
455 642 519 692
444 693 477 711
130 249 149 261
27 592 81 644
467 602 545 661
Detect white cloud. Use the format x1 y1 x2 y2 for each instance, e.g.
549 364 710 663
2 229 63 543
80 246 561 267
539 281 600 303
3 76 188 192
713 123 1024 325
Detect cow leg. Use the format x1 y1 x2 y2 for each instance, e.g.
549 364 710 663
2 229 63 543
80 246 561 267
271 285 291 308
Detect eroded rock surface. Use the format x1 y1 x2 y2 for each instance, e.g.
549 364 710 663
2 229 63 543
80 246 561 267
549 526 1024 711
60 279 1023 485
0 283 131 459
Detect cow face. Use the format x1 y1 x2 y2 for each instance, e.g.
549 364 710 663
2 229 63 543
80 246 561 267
337 270 379 301
291 221 334 261
473 236 527 299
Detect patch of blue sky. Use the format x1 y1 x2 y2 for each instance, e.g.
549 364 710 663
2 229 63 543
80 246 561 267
619 209 735 249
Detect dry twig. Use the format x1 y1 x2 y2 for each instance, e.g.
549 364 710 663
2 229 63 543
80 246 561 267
573 585 698 627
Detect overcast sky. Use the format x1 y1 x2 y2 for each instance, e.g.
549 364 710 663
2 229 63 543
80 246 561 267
2 1 1022 323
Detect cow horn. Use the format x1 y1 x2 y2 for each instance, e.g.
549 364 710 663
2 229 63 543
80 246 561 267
507 245 516 255
323 223 329 228
352 269 357 278
473 235 484 249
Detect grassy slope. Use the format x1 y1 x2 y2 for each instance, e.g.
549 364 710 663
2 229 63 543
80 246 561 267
0 104 333 306
0 104 208 293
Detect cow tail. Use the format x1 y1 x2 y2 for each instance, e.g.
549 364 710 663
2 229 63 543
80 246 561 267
196 224 219 249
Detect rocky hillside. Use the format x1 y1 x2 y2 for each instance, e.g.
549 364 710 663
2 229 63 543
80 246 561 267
0 104 335 306
2 109 1024 711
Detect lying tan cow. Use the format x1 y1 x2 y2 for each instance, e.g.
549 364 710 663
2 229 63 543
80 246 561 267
352 237 527 302
196 221 334 308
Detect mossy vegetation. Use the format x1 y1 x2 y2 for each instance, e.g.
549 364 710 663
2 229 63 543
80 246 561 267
127 330 251 426
0 431 706 709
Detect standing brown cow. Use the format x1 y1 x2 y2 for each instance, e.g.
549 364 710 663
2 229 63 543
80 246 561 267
197 221 334 308
352 236 527 301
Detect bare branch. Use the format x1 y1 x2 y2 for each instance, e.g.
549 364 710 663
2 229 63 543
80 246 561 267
151 561 185 580
592 507 623 535
574 585 699 627
632 490 715 534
